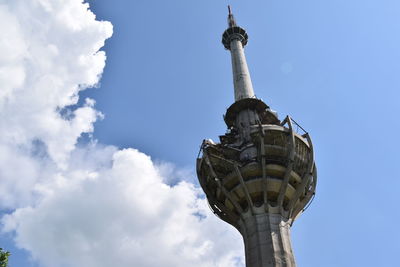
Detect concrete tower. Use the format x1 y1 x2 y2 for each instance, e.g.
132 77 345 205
196 7 317 267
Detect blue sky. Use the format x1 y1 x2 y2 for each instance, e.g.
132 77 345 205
1 0 400 266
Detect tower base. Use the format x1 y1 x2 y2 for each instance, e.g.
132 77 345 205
239 213 295 267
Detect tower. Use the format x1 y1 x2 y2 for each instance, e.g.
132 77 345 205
196 7 317 267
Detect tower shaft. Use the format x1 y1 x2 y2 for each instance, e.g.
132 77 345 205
230 37 255 101
222 8 255 101
240 214 295 267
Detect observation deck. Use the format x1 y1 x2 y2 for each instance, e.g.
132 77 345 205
197 101 317 227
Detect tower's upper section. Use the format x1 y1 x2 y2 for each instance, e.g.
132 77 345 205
222 6 255 102
222 6 249 50
196 7 317 229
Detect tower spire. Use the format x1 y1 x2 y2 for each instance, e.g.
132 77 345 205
222 6 255 101
227 5 236 27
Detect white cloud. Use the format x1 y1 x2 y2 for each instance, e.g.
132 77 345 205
0 0 111 170
0 0 112 208
3 148 243 267
0 1 244 266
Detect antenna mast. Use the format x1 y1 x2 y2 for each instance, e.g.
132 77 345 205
227 5 236 27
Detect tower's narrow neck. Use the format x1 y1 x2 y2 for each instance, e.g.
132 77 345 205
239 213 296 267
222 7 255 102
229 35 255 101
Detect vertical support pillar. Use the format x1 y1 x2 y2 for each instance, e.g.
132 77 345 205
230 39 255 101
239 214 296 267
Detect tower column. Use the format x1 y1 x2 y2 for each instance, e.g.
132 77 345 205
239 214 296 267
222 6 255 102
197 6 317 267
230 38 255 101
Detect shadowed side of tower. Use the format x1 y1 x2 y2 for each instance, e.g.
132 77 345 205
196 7 317 267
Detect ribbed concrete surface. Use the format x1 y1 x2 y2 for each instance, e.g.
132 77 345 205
239 213 295 267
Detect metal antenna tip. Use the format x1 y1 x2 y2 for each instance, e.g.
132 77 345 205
227 5 236 27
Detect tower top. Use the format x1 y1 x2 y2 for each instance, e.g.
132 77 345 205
222 6 248 50
222 6 254 101
227 5 237 27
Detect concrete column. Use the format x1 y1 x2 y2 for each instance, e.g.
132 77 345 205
230 39 255 101
239 213 296 267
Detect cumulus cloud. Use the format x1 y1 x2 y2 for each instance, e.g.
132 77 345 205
3 148 243 267
0 1 244 266
0 0 112 208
